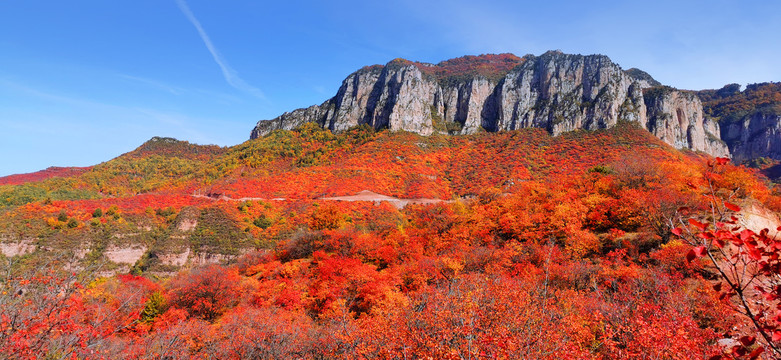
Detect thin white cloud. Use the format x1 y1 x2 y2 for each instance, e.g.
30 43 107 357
174 0 266 100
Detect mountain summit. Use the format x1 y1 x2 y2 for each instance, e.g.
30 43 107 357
251 51 729 157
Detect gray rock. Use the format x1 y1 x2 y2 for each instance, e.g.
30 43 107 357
624 68 662 88
250 51 730 157
487 52 641 134
644 87 730 157
722 112 781 163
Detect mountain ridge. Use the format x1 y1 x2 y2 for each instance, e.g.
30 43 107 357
251 51 735 158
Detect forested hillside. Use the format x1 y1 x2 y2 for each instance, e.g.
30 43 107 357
1 123 780 358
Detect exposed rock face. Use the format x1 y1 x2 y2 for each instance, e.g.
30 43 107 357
698 83 781 163
624 68 662 88
374 63 438 135
251 104 327 139
721 113 781 163
329 65 384 132
251 51 729 157
438 77 495 134
644 87 729 157
486 52 643 135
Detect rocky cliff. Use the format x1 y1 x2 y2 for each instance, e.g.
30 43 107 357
251 51 730 157
644 87 729 157
721 112 781 163
699 83 781 163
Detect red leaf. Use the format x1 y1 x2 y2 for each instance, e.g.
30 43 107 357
688 218 707 230
671 227 683 237
773 330 781 342
749 347 764 360
716 157 730 165
740 229 754 242
739 335 755 347
694 246 708 257
686 249 696 263
698 232 714 240
724 202 741 212
733 345 747 356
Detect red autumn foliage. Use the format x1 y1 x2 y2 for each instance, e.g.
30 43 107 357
414 53 527 83
674 157 781 358
699 82 781 120
0 166 91 185
166 265 245 322
4 125 781 358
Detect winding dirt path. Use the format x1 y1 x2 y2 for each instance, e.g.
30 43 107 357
192 190 448 209
320 190 448 209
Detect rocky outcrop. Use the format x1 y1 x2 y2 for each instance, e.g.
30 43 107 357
644 87 729 157
624 68 661 88
251 104 329 139
698 83 781 163
486 52 644 135
251 51 730 157
721 112 781 163
436 77 495 133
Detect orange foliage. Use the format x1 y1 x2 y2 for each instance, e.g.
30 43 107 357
6 124 781 358
0 166 91 185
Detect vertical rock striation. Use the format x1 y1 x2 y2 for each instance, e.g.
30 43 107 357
644 87 729 157
487 51 643 135
698 83 781 163
251 51 731 157
721 112 781 163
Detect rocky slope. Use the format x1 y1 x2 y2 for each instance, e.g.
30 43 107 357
699 83 781 163
721 112 781 163
251 51 730 157
644 87 727 157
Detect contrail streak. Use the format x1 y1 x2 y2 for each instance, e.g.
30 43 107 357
174 0 265 99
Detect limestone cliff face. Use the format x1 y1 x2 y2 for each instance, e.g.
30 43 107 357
328 61 440 134
698 83 781 163
722 112 781 163
250 104 327 139
253 62 440 137
487 52 644 134
328 65 383 132
624 68 662 89
435 76 497 134
377 63 438 135
644 87 730 157
251 51 729 157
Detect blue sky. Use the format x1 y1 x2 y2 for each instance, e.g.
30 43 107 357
1 0 779 176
